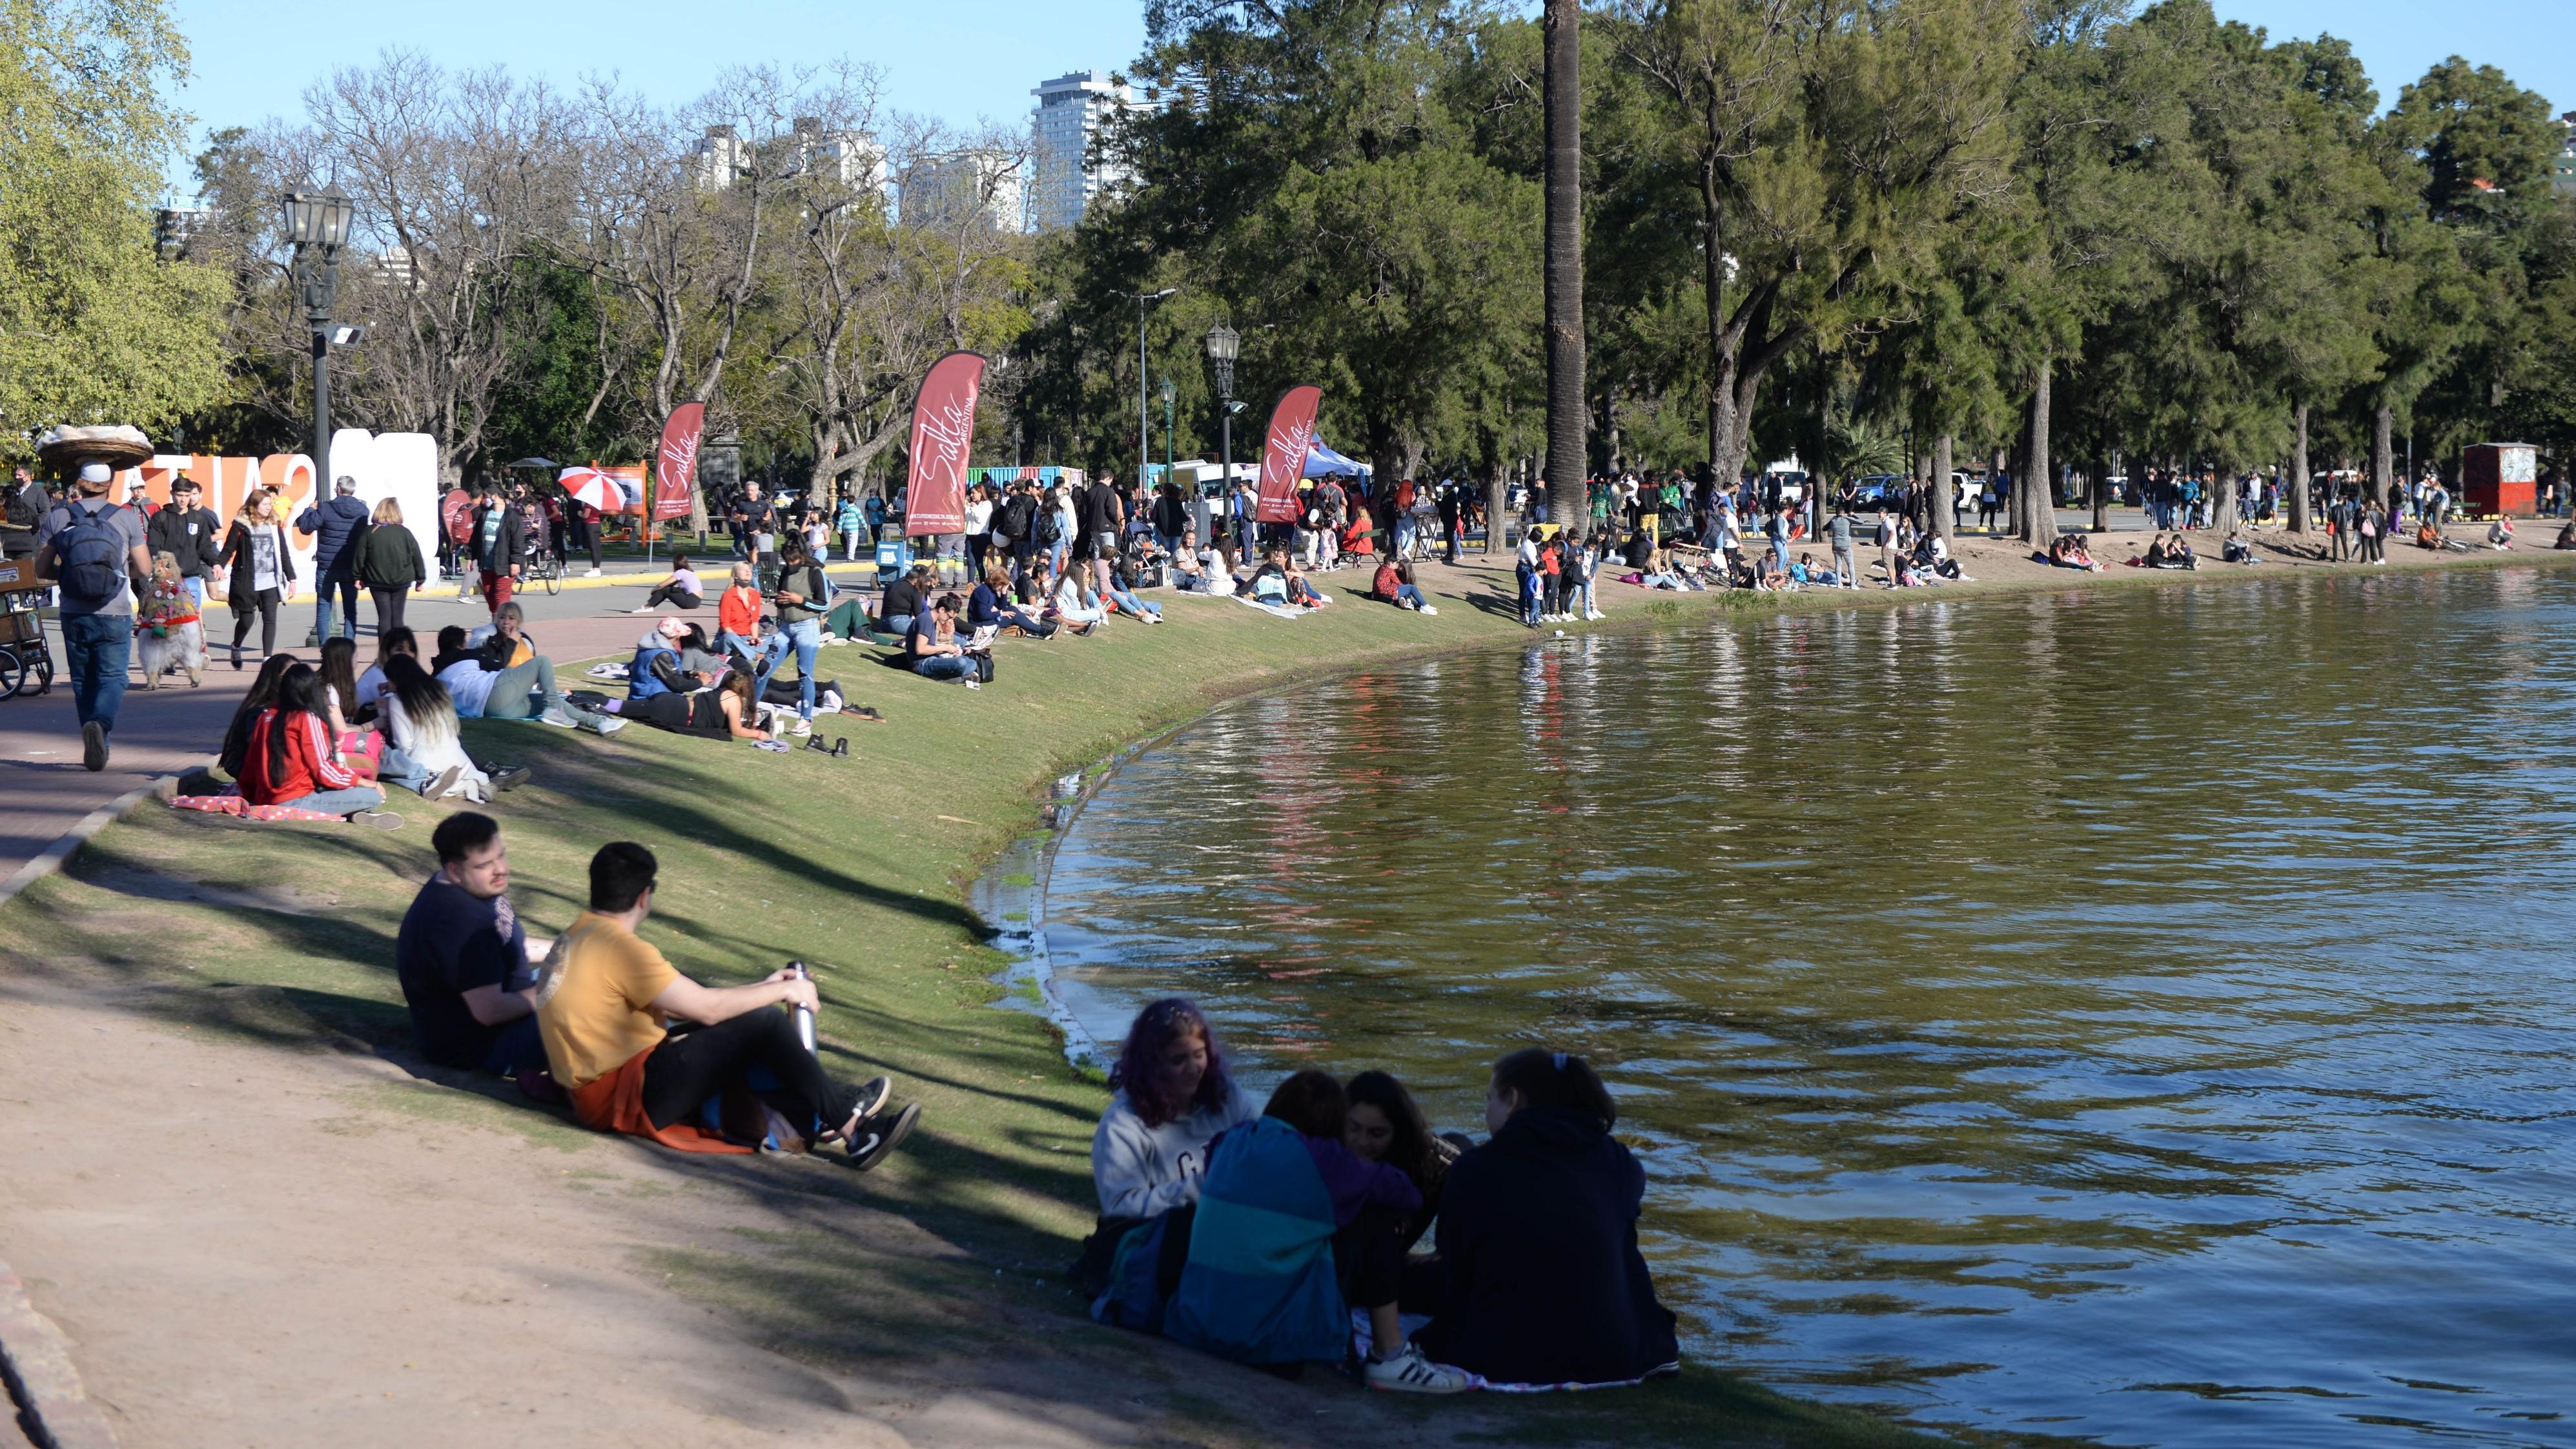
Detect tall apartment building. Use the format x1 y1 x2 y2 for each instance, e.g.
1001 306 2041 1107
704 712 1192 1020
692 125 748 192
899 149 1027 232
791 116 888 196
1030 70 1141 230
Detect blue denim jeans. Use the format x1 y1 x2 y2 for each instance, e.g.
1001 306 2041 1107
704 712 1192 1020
275 785 386 816
914 653 976 681
378 745 432 794
60 611 131 732
1395 582 1427 609
715 629 759 670
753 617 822 719
181 575 206 608
312 574 358 642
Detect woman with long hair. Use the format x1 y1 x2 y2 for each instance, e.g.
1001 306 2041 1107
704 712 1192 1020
217 489 296 668
316 635 363 742
218 653 299 781
374 654 495 800
241 663 394 824
1413 1048 1681 1388
357 496 425 636
1074 998 1259 1294
1344 1069 1458 1253
617 668 770 742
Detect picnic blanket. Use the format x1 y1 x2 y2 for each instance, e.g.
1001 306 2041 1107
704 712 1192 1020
1234 595 1316 620
169 787 345 823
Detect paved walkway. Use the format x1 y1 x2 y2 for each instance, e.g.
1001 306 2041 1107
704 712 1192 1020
0 570 778 885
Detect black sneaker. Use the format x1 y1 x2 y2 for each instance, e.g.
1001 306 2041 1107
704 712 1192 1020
81 720 107 772
841 1100 921 1172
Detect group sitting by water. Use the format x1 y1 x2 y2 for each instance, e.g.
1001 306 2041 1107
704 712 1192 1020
1078 998 1681 1396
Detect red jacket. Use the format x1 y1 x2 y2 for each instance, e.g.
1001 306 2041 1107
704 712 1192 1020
242 708 358 805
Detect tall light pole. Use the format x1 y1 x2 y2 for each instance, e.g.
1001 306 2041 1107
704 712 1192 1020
282 187 358 487
1120 287 1177 488
1160 378 1176 486
1204 320 1238 533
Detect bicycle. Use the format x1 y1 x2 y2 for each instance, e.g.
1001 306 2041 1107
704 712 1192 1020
527 546 566 596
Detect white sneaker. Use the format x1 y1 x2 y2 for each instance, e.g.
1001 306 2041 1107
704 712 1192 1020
1364 1344 1471 1395
589 716 626 736
1420 604 1438 615
425 765 465 800
631 605 657 614
789 717 812 737
585 568 602 578
963 679 981 690
1586 608 1605 619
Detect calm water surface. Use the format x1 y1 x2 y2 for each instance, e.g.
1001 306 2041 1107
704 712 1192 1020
1030 568 2576 1446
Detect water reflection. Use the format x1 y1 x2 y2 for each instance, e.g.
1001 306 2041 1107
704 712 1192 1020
1034 568 2576 1447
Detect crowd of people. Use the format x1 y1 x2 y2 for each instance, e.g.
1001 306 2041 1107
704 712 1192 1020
1079 998 1679 1395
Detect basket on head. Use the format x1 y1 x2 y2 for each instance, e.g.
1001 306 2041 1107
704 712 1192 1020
35 425 153 470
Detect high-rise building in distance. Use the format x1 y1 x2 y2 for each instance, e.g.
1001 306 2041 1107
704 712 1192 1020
899 149 1027 232
1031 70 1143 230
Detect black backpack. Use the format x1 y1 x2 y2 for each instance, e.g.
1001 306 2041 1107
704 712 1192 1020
997 495 1033 540
1035 504 1063 546
53 500 130 607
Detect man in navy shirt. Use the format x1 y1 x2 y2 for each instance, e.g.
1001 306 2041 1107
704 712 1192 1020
394 812 547 1074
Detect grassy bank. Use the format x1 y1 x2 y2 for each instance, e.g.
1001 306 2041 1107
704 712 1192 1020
9 544 2568 1445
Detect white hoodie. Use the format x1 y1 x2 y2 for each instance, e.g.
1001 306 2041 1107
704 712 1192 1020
1091 1083 1260 1219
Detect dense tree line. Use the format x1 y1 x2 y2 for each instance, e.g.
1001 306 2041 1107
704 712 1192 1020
1021 0 2573 537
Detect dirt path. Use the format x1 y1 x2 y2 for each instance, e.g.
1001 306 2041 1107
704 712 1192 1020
0 963 1518 1449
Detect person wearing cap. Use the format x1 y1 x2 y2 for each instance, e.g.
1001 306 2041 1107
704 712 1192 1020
625 617 699 702
32 460 153 770
297 474 374 642
145 477 223 609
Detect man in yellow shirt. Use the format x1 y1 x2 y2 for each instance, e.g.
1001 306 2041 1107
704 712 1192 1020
536 841 921 1167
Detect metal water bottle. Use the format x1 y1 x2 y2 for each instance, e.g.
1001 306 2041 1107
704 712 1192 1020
788 959 816 1053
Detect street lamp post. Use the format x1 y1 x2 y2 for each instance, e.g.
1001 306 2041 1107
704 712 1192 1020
1121 288 1177 488
1203 321 1238 528
1160 378 1176 487
282 187 358 488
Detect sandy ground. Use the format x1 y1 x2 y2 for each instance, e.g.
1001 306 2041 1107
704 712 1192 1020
0 958 1540 1449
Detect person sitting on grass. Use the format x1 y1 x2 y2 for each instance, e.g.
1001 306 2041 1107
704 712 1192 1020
356 626 415 712
1105 560 1164 623
611 670 773 742
877 562 934 640
715 561 763 668
906 593 980 683
1162 1070 1469 1393
375 655 525 801
633 554 704 613
1052 566 1109 633
971 562 1055 639
240 663 400 827
395 812 549 1078
1073 996 1260 1295
438 604 624 735
214 654 298 785
1170 528 1220 595
2488 516 2516 550
1413 1049 1681 1389
2555 518 2576 551
1370 557 1436 613
535 841 920 1166
1282 557 1329 608
2222 528 2262 564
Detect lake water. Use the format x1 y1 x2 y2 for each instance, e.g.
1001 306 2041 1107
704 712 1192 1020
1025 568 2576 1447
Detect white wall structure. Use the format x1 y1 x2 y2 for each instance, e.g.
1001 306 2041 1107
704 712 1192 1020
899 149 1027 232
329 428 443 573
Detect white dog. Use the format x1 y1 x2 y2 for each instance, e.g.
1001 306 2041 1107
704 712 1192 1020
136 555 206 688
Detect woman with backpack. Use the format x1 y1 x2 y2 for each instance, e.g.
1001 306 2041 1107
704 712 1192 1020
357 497 426 637
217 489 296 668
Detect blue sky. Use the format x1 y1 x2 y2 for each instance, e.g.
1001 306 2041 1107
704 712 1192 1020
165 0 2569 200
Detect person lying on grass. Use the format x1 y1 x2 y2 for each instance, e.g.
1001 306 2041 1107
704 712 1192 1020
533 840 921 1166
440 603 624 735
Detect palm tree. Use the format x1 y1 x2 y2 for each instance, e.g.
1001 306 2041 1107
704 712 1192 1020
1543 0 1586 544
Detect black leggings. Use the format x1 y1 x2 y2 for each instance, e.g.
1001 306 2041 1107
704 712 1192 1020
369 586 407 637
647 584 702 610
1334 1202 1410 1311
639 1009 850 1138
230 589 280 655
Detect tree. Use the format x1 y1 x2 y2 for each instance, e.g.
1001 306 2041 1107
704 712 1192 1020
0 0 229 451
1542 0 1588 539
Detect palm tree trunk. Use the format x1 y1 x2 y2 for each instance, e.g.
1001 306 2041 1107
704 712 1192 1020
1542 0 1586 544
2024 358 2052 547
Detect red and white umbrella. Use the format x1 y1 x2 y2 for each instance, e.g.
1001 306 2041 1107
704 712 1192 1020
557 466 621 513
